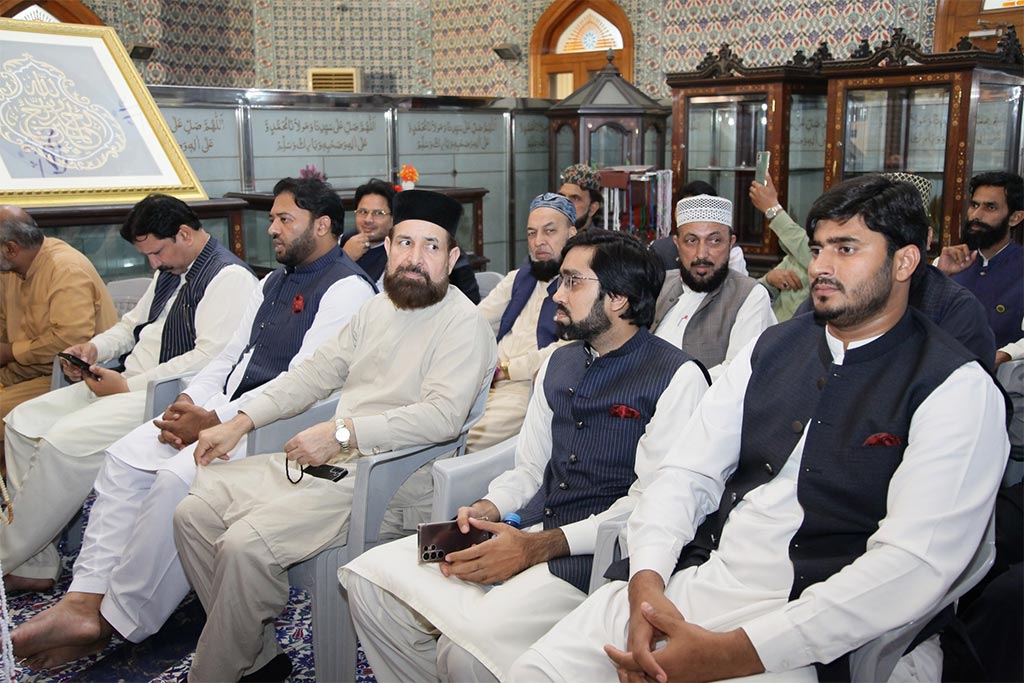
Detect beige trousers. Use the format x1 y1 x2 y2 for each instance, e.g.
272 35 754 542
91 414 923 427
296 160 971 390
173 452 433 682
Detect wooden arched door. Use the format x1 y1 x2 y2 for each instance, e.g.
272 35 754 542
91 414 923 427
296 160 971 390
530 0 634 99
0 0 103 24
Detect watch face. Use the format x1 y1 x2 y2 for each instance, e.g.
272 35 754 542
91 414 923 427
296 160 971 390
335 426 350 444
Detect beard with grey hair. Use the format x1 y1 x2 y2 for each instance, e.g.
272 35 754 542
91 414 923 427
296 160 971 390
383 264 450 310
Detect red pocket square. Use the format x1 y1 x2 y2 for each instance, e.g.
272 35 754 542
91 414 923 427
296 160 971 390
609 404 641 419
292 294 305 314
863 432 902 447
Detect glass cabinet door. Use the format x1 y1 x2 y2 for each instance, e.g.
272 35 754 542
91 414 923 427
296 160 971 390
590 122 628 166
973 83 1022 174
787 93 827 228
685 95 768 247
842 86 949 234
554 124 575 177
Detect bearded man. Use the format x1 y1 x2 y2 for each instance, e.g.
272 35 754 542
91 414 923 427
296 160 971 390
171 189 497 682
512 174 1007 683
937 171 1023 348
651 194 776 380
467 192 577 451
342 229 710 682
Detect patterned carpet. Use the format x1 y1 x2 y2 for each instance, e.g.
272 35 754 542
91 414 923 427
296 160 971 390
5 500 377 682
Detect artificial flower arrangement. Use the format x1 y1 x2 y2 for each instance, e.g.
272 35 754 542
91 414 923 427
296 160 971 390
299 164 327 182
398 164 419 183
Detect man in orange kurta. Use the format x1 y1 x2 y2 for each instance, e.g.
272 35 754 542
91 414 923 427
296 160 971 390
0 206 118 454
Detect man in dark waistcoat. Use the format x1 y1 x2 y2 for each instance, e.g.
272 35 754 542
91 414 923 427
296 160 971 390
513 175 1009 683
466 192 576 451
342 229 712 682
10 178 376 669
937 171 1023 350
2 194 257 595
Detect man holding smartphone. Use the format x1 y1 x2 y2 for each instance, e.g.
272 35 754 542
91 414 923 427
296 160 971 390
1 195 257 595
342 229 711 682
172 190 497 682
11 177 375 670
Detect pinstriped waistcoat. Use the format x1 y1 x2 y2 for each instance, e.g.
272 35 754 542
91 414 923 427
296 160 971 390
516 328 698 593
158 237 252 363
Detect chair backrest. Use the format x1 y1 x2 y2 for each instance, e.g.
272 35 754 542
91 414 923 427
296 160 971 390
997 358 1023 487
106 276 152 317
247 394 340 455
431 435 518 521
474 271 504 300
144 372 198 419
848 511 997 682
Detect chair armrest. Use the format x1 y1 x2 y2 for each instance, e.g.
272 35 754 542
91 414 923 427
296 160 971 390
430 435 518 521
144 371 198 419
589 511 630 593
347 431 469 557
246 395 340 456
848 510 996 682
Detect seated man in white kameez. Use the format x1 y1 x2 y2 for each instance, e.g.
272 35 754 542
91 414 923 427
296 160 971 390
10 177 376 670
1 194 257 595
510 175 1009 683
466 192 576 451
652 195 776 381
171 190 497 682
343 229 711 682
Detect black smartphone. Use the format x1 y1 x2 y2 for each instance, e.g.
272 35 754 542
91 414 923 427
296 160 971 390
417 519 492 563
303 464 349 482
57 352 100 380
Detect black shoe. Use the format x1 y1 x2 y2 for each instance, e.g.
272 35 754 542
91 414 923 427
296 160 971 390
239 653 293 682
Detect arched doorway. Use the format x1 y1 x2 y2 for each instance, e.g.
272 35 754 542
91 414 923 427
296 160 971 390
0 0 103 24
530 0 634 99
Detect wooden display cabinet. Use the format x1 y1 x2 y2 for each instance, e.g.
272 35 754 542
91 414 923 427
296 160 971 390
666 45 829 270
822 27 1023 250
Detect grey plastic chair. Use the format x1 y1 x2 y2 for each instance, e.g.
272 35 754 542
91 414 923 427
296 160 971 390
430 435 518 522
290 384 490 683
106 276 153 317
474 271 504 300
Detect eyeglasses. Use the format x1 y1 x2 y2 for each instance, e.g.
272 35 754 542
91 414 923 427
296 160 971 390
355 209 390 218
558 273 601 291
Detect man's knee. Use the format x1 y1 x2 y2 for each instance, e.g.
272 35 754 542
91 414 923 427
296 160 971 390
172 494 207 543
508 648 557 683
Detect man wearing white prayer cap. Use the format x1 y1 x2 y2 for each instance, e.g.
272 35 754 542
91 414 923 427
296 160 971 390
651 194 777 380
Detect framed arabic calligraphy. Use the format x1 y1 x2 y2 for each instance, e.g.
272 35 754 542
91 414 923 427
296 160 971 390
0 18 206 207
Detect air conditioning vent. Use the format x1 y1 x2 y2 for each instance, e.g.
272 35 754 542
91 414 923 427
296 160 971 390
307 68 363 93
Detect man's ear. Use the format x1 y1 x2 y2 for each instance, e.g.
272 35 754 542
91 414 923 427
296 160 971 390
606 291 629 316
1 241 16 258
1009 209 1024 229
447 245 461 273
314 214 332 237
893 244 921 283
176 225 193 244
729 232 737 248
383 235 392 256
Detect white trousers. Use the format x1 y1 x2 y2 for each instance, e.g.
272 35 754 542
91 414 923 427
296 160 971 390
509 580 942 683
69 455 191 642
342 534 587 682
1 383 147 579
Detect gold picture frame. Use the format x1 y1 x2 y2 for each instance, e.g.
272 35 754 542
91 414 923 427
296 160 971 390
0 18 206 207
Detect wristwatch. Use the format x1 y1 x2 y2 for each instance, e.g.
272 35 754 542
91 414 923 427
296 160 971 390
500 359 510 378
764 204 784 221
334 418 351 452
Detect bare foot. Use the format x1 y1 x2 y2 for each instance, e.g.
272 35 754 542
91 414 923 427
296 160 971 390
11 592 110 661
2 574 54 594
22 640 108 671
